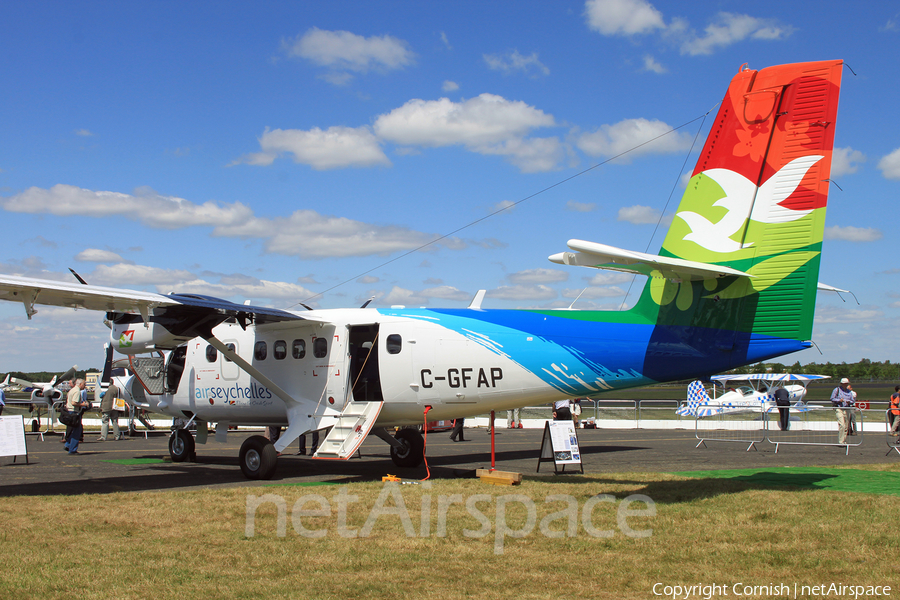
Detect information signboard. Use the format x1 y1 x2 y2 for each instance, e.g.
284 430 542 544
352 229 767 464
0 415 29 464
537 419 583 473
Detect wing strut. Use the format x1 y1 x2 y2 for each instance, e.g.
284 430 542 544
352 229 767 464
202 335 319 453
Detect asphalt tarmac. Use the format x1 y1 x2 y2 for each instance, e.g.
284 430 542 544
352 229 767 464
2 425 897 497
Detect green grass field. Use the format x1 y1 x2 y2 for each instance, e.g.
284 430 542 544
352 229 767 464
3 466 898 600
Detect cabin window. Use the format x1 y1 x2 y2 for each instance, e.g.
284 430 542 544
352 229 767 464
224 343 235 362
254 341 267 361
313 337 327 358
206 345 217 363
292 339 306 359
386 334 402 355
274 340 287 360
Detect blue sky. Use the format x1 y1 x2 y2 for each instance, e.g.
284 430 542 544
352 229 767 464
1 0 898 372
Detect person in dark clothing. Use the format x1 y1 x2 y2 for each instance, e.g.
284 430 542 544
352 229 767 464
449 418 465 442
298 430 319 455
774 387 790 431
553 399 572 421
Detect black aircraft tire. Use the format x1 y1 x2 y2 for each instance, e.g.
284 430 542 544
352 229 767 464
390 428 425 468
239 435 279 480
169 429 195 463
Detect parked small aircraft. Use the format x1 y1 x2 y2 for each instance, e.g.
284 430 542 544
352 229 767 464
0 367 79 429
0 374 12 391
677 373 829 417
0 60 846 478
10 367 78 406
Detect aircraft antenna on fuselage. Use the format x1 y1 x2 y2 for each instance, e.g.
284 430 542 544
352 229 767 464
467 290 486 309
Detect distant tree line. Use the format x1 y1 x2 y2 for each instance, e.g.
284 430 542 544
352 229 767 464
2 368 98 383
737 359 900 382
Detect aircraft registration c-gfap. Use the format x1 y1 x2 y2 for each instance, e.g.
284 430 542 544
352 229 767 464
0 60 845 479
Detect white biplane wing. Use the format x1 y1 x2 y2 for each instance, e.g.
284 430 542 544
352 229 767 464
710 373 829 385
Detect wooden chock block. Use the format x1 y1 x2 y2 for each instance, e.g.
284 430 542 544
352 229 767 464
476 468 522 486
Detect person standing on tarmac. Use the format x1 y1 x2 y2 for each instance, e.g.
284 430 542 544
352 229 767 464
774 387 790 431
65 379 89 454
830 378 854 444
97 383 123 441
449 418 466 442
553 399 572 421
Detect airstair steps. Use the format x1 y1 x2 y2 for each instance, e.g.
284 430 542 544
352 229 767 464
313 401 383 460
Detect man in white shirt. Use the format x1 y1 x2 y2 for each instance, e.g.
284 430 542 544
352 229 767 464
830 378 854 444
553 399 571 421
64 379 89 454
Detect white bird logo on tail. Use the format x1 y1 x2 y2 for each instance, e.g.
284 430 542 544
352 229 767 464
676 155 823 254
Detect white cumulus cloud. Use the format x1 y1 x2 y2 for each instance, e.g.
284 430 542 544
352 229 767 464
618 205 669 225
584 0 665 36
281 28 415 83
642 55 666 74
830 147 866 177
236 126 390 170
824 226 883 243
878 147 900 180
483 50 550 76
508 269 569 284
2 185 253 229
487 284 558 301
1 184 469 260
566 201 596 212
575 118 692 161
679 12 794 56
375 94 555 147
75 249 129 263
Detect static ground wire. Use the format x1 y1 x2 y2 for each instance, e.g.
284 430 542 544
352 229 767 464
292 108 717 309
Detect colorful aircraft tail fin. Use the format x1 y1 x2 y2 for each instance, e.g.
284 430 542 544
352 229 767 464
550 61 844 379
677 380 713 417
657 60 843 344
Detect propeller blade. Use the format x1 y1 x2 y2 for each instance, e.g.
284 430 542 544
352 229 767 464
57 365 78 385
68 268 89 285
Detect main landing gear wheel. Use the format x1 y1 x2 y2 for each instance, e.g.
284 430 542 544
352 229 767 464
239 435 279 480
390 428 425 468
169 429 195 463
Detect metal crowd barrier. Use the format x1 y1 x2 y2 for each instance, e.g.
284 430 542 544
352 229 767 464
693 404 767 451
764 405 863 455
691 404 869 455
636 400 681 428
885 409 900 456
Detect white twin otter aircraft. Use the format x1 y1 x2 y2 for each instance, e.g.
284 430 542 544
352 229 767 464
0 60 846 478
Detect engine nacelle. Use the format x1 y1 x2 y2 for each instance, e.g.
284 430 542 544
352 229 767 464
32 386 62 403
111 321 193 355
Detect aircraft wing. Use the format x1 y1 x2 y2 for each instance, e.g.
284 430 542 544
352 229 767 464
711 373 829 384
549 239 751 282
0 273 304 325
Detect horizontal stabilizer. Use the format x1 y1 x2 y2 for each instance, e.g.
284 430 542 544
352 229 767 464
549 239 751 282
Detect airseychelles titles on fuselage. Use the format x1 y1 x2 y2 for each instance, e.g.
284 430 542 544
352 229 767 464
196 381 274 406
